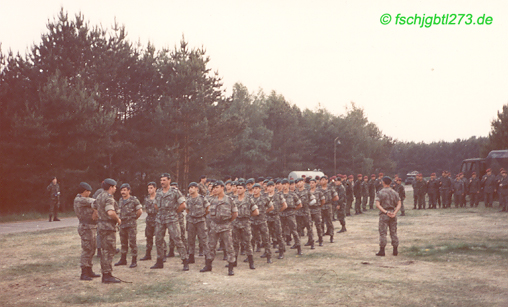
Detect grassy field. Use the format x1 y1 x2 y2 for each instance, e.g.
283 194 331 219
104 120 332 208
1 201 508 307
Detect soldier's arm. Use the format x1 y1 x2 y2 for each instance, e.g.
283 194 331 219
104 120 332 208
392 199 402 216
266 203 274 213
281 201 288 212
375 200 386 213
295 199 302 210
251 208 259 216
92 209 99 221
177 202 186 213
231 211 238 222
107 210 121 225
136 208 143 219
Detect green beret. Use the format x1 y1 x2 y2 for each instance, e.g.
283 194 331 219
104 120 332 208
188 182 198 188
252 183 261 189
79 182 92 191
120 183 131 190
213 180 225 187
104 178 117 186
246 178 255 184
266 181 275 187
281 179 289 184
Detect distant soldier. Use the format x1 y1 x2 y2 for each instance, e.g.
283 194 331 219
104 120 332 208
150 173 189 271
47 177 61 222
93 186 105 258
498 170 508 212
361 176 369 211
394 178 406 216
250 183 274 263
481 169 496 207
414 174 427 209
353 174 363 215
200 181 238 276
232 182 258 269
427 173 440 209
320 176 339 243
345 175 354 216
186 182 210 265
295 178 316 249
452 174 465 208
96 178 121 283
308 178 325 245
375 173 384 192
198 175 208 196
266 181 287 258
168 182 187 258
368 174 376 209
74 182 100 281
375 176 401 257
334 177 347 233
439 171 452 208
468 172 480 207
140 182 158 261
280 179 303 255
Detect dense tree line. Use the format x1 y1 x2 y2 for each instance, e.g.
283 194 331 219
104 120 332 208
0 10 503 213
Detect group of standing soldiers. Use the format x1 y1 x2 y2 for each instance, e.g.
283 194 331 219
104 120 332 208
411 169 508 211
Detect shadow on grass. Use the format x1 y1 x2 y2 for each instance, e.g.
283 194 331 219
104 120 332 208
404 242 508 261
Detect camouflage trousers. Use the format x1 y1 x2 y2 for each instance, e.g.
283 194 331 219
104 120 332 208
207 228 235 263
119 226 137 257
155 221 187 260
251 222 271 256
187 221 209 256
362 195 368 210
49 198 60 215
98 229 116 274
369 194 375 209
335 202 346 227
267 217 285 253
355 196 362 213
280 215 300 247
400 200 405 215
321 205 334 236
145 220 156 252
416 194 426 209
296 214 313 244
428 192 438 208
233 219 253 256
379 214 398 248
346 198 353 215
169 214 187 250
309 210 323 240
78 224 96 268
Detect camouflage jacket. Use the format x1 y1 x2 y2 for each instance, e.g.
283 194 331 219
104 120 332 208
251 194 273 225
499 176 508 195
439 176 452 190
345 181 354 200
427 179 440 194
96 191 119 232
353 180 362 198
209 195 238 233
368 179 376 195
336 184 346 206
295 188 314 216
144 196 158 223
281 191 301 217
156 188 186 224
47 183 60 199
394 183 405 201
374 178 384 192
481 174 497 193
469 177 480 193
119 196 142 228
73 194 97 229
375 187 400 214
198 182 208 196
186 194 210 224
266 191 285 221
452 179 465 195
361 181 369 197
233 195 257 222
309 188 325 214
321 186 338 208
414 180 427 196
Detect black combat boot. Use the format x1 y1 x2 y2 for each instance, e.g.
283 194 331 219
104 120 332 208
304 241 311 246
150 258 164 269
278 250 284 259
393 246 398 256
310 240 315 250
243 257 249 262
255 243 261 252
114 254 127 266
290 243 297 249
225 259 237 268
297 245 302 256
228 263 235 276
167 248 175 257
53 213 60 221
80 267 92 281
49 214 52 222
266 255 272 264
376 247 385 256
286 236 292 246
222 251 227 261
337 226 347 233
183 258 189 271
140 250 151 261
200 259 212 272
330 236 334 243
87 267 100 278
260 251 268 258
188 254 195 264
248 255 255 269
199 246 204 256
129 256 137 268
102 272 121 284
318 237 323 247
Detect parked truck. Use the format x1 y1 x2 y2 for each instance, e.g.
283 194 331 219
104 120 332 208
460 150 508 179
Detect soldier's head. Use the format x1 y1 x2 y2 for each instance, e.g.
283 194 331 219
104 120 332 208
397 178 402 185
252 183 262 196
348 175 354 182
487 168 492 175
160 173 171 188
52 177 57 184
320 176 328 186
417 174 423 181
459 173 464 179
171 182 179 190
236 182 246 196
309 178 317 189
188 182 199 195
364 176 368 182
296 178 304 189
276 179 283 191
246 178 255 191
471 172 477 178
371 174 376 179
335 178 342 186
393 174 399 180
378 173 384 179
102 178 117 195
120 183 131 198
289 180 296 191
357 174 362 181
266 181 275 193
282 179 290 192
225 180 232 191
147 182 157 195
213 181 225 196
502 170 507 177
79 182 92 197
200 175 207 184
231 181 237 193
431 173 436 179
382 176 392 187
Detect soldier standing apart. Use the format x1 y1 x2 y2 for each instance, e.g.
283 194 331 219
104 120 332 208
47 177 61 222
96 178 121 283
427 173 440 209
232 182 258 268
140 182 158 261
280 179 303 255
198 175 208 196
498 170 508 212
150 173 190 271
186 182 210 264
394 178 406 216
468 173 480 207
251 183 274 262
334 177 347 233
74 182 101 280
200 181 238 275
320 177 339 243
361 176 369 211
482 169 496 207
296 178 316 249
368 174 376 209
345 175 354 216
266 181 287 258
115 183 142 268
353 174 363 215
375 176 401 257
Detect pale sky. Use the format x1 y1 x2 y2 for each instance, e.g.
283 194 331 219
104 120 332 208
1 0 507 143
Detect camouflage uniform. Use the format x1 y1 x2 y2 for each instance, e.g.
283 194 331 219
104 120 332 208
309 188 324 242
335 184 346 229
198 182 208 196
280 191 302 247
96 191 120 275
169 212 187 252
394 182 406 215
361 180 369 211
427 178 440 209
47 183 60 218
452 178 465 208
345 180 354 215
251 194 273 256
186 194 210 256
353 179 362 214
296 187 315 244
74 194 97 269
468 177 480 207
232 195 257 257
155 188 188 261
321 186 338 237
481 174 496 207
368 178 376 209
92 188 104 250
266 191 286 253
206 195 238 263
414 179 427 209
376 187 400 248
498 176 508 211
118 196 142 257
144 196 158 254
439 176 452 208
